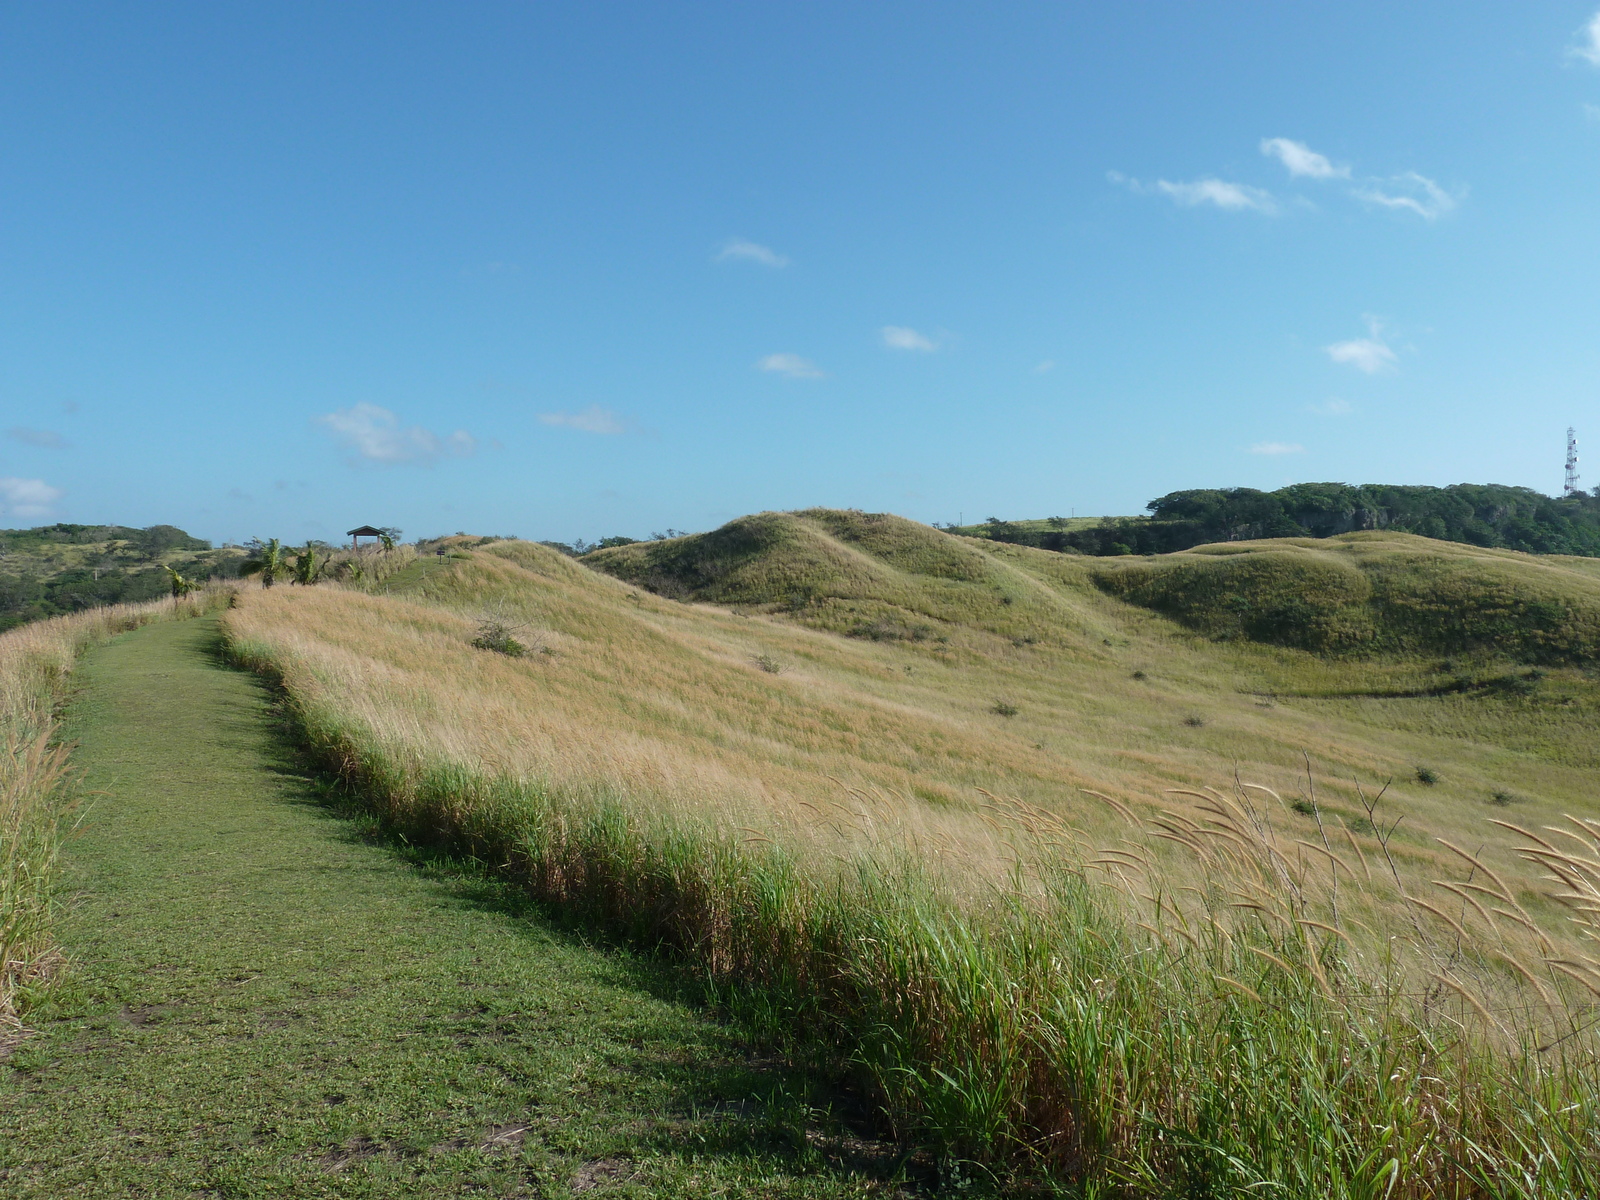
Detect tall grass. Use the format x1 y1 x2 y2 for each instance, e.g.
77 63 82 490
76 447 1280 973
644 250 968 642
225 587 1600 1195
0 592 224 1026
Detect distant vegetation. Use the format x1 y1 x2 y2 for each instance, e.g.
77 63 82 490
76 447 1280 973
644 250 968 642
975 482 1600 557
0 524 245 632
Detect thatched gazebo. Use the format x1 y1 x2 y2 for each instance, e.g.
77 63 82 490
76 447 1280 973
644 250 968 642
347 525 385 550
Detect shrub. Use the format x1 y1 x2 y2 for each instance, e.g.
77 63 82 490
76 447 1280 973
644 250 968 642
991 699 1019 717
752 653 781 675
472 621 528 658
1415 766 1440 785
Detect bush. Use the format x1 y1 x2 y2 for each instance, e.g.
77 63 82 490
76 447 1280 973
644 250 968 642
472 621 527 658
991 699 1019 717
1415 765 1440 785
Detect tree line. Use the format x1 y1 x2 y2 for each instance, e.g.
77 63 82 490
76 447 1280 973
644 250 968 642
980 483 1600 557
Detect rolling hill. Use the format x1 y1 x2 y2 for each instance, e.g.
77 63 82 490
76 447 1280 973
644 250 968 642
200 509 1600 1191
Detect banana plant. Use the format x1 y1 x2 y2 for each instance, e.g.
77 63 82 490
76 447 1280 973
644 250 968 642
164 565 198 605
292 544 321 586
241 538 285 587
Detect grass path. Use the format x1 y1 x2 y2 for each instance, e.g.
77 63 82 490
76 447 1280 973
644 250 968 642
0 617 899 1198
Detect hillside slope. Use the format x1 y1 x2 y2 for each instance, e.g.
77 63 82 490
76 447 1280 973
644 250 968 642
0 523 244 631
1089 531 1600 661
218 518 1600 1191
221 515 1600 910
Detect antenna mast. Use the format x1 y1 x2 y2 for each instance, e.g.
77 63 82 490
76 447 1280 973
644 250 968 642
1565 427 1582 496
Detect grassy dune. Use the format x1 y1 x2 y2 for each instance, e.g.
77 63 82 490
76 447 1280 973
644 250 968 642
219 513 1600 1194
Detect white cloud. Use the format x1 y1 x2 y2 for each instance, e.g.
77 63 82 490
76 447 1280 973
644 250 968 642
315 403 477 465
717 239 790 268
1326 339 1396 373
1351 172 1459 220
1260 137 1348 180
881 326 937 352
1586 103 1600 121
1307 397 1353 416
757 353 824 379
1156 178 1277 213
1325 319 1397 373
1033 360 1056 374
6 427 67 448
1109 171 1277 213
0 476 64 519
1250 442 1304 455
538 404 627 434
1572 9 1600 65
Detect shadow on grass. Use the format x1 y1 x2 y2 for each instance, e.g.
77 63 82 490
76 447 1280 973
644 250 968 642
207 631 930 1195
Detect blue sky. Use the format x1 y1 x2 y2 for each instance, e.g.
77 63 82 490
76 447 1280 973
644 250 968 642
4 3 1600 545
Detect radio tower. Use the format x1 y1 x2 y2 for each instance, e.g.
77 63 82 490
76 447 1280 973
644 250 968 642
1565 427 1582 496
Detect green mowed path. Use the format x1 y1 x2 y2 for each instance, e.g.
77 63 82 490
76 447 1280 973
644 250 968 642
0 617 900 1198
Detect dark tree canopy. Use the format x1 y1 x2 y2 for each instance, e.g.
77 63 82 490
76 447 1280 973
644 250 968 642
981 483 1600 558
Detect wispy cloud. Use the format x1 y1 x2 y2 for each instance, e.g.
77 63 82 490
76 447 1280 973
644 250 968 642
0 476 64 519
1159 178 1276 212
1260 137 1348 180
1033 360 1056 374
1250 442 1304 456
881 326 937 352
1116 142 1463 223
315 403 477 465
1351 172 1460 220
757 353 824 379
1572 9 1600 65
538 404 628 434
1325 319 1398 373
1586 103 1600 121
1108 171 1278 214
6 427 67 449
717 239 790 268
1307 397 1353 416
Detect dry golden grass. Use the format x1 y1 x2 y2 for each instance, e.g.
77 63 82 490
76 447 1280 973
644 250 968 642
224 531 1600 932
219 529 1600 1192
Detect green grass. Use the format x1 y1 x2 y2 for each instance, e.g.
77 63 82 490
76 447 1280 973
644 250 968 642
0 617 907 1198
1092 532 1600 660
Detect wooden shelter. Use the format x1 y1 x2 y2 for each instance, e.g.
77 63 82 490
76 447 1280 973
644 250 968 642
347 525 385 549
